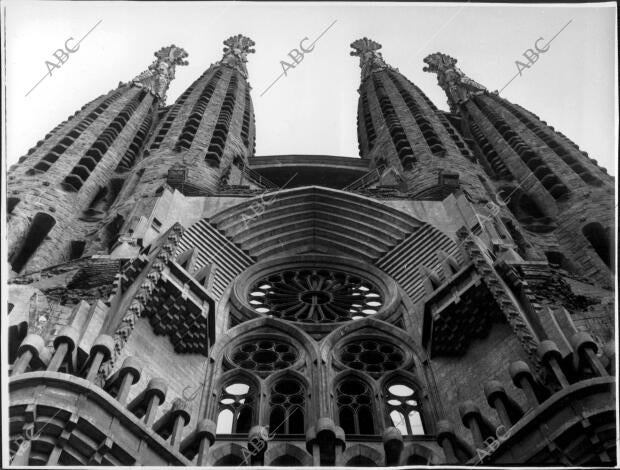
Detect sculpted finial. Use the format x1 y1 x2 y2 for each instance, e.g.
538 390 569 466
423 52 486 112
350 37 383 58
219 34 256 78
422 52 458 74
350 37 395 80
131 45 189 102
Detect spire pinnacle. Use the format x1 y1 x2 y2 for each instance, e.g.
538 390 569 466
218 34 256 78
350 37 396 80
131 45 189 102
423 52 487 112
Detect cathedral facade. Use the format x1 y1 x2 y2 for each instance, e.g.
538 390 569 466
6 35 615 466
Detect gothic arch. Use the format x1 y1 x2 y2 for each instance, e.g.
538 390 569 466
332 370 380 436
342 444 383 467
320 317 429 365
264 369 311 434
379 369 427 396
221 329 307 376
264 368 311 391
214 367 262 392
380 372 434 435
211 368 261 434
208 186 427 262
400 443 441 465
265 443 313 466
330 334 415 381
210 443 247 466
206 317 320 429
209 316 319 368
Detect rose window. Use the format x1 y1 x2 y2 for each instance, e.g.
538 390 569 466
339 340 405 374
230 340 298 375
248 269 384 323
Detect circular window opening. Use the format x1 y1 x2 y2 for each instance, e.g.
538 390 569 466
254 350 278 364
225 383 250 395
230 339 299 374
360 350 384 365
388 384 414 397
299 290 332 305
248 269 384 323
338 339 406 374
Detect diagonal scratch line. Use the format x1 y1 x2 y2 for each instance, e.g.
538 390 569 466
498 71 521 94
11 408 64 462
308 19 338 48
75 19 102 46
543 18 573 48
412 2 471 58
260 20 337 97
259 71 286 97
499 19 573 95
279 171 298 191
25 73 49 97
25 19 103 97
238 407 302 466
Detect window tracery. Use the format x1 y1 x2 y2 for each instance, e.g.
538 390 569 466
336 377 375 435
248 269 383 323
338 339 405 375
385 382 425 435
216 381 256 434
269 378 306 435
229 339 299 376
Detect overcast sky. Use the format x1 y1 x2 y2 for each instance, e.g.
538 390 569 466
3 1 617 175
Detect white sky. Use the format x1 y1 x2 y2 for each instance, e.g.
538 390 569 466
2 1 618 175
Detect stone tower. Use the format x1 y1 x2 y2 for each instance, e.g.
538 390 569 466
351 38 489 203
101 35 258 259
6 37 615 467
423 52 615 287
7 45 189 274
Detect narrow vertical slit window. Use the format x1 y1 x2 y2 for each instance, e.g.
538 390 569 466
10 213 56 273
583 223 612 268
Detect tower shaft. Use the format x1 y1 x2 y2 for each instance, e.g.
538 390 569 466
424 52 614 284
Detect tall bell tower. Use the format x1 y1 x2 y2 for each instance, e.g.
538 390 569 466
424 52 615 285
350 38 489 203
7 45 188 275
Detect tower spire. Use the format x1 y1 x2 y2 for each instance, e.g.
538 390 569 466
350 37 396 80
217 34 256 78
423 52 486 112
130 45 189 101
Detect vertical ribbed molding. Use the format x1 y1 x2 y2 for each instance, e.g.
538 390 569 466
424 52 615 284
7 46 186 275
349 39 489 202
98 36 258 259
111 35 256 205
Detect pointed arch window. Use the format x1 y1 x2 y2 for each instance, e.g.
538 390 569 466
336 377 375 435
385 381 425 435
269 377 305 435
216 381 257 435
